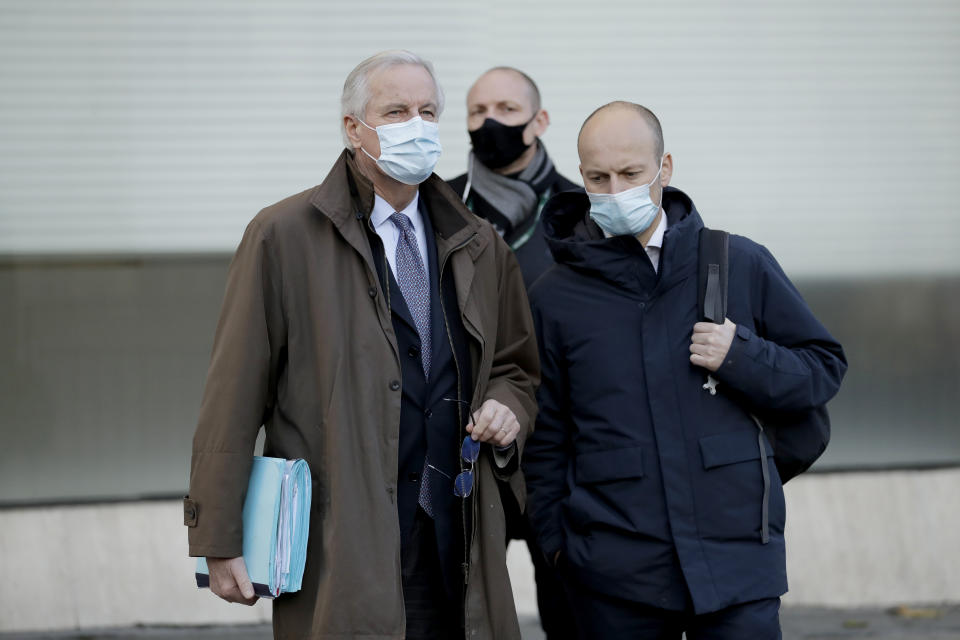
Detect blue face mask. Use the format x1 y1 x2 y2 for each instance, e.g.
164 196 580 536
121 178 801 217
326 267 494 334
587 157 664 237
359 116 442 185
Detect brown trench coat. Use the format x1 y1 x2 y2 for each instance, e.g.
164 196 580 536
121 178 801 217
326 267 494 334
185 150 540 639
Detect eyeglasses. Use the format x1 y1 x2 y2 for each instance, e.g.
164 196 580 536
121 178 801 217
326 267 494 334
454 436 481 498
442 398 481 498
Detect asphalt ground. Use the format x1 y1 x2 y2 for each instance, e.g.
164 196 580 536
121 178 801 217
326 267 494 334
4 606 960 639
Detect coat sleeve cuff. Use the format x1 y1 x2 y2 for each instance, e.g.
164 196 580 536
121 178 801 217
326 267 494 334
185 451 253 559
715 323 762 388
493 442 516 468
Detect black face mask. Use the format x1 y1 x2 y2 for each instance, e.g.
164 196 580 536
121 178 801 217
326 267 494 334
468 117 535 170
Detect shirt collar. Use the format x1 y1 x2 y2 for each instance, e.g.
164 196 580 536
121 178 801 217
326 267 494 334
645 209 668 250
371 191 421 231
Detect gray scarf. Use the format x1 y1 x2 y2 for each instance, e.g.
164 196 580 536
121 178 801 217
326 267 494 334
463 141 554 235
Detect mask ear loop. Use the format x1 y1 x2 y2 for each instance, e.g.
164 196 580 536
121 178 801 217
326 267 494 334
652 154 666 212
354 116 380 164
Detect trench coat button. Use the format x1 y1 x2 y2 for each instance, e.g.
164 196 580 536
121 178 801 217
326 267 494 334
368 287 377 298
424 409 432 420
408 472 419 482
183 498 198 527
389 380 400 391
639 302 646 309
408 346 419 358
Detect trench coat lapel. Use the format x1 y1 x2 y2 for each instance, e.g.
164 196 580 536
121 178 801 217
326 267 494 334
308 151 382 289
422 174 489 378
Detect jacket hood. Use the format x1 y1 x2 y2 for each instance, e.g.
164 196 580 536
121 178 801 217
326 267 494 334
541 186 704 292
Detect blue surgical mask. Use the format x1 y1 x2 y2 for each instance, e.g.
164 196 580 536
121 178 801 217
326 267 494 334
587 157 665 237
359 116 442 185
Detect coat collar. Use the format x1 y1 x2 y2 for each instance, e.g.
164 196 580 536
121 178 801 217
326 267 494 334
308 150 489 381
309 149 487 263
542 186 704 296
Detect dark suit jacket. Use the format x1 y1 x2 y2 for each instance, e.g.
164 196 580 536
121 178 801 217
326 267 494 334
367 197 473 599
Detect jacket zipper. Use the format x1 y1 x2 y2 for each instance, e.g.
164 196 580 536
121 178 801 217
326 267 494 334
437 231 479 633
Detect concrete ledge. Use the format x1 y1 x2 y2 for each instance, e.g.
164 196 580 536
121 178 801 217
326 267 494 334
1 468 957 632
0 502 270 631
783 467 960 607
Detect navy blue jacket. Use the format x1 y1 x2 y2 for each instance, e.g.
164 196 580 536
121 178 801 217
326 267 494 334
523 186 847 614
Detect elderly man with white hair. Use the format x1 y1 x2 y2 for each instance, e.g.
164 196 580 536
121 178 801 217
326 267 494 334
184 50 539 640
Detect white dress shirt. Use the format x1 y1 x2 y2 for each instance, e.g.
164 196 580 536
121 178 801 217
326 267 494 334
600 209 669 273
644 210 668 273
370 191 429 282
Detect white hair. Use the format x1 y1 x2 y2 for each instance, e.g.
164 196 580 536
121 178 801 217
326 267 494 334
340 50 445 147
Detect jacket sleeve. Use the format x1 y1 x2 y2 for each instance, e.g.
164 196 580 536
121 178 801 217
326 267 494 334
521 297 572 562
714 243 847 412
185 218 286 558
482 238 541 472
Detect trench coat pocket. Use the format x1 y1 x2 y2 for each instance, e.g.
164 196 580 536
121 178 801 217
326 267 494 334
576 446 644 484
700 430 773 469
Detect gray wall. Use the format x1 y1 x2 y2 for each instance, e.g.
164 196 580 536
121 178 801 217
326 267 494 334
805 277 960 469
1 259 958 503
0 259 226 503
1 1 959 279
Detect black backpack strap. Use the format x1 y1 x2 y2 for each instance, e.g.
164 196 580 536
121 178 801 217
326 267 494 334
697 228 729 324
699 227 770 544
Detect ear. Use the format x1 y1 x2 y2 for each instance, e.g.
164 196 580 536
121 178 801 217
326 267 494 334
530 108 550 137
660 153 673 188
344 115 364 150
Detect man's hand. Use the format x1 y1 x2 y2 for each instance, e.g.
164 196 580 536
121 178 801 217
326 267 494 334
690 318 737 372
465 399 520 447
207 556 258 606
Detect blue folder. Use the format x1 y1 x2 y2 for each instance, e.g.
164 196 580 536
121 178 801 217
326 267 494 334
196 456 311 598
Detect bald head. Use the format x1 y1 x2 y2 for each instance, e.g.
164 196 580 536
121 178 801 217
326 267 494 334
469 66 541 116
578 100 672 200
466 66 550 173
578 101 663 164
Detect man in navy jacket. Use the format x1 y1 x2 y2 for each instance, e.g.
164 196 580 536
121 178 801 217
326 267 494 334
523 101 847 638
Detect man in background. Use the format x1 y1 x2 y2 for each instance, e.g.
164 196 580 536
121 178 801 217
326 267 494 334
448 66 581 289
448 66 580 640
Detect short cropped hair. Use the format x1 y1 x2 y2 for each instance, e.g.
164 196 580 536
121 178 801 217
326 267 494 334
482 66 542 114
340 50 445 147
578 101 664 161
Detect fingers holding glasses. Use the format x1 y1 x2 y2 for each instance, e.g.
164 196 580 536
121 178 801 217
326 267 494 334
491 412 519 447
467 399 519 446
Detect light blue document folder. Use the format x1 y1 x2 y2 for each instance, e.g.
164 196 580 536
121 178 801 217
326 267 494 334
196 456 311 598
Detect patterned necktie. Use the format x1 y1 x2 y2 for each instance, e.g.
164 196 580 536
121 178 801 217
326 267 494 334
389 212 437 517
389 212 431 377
